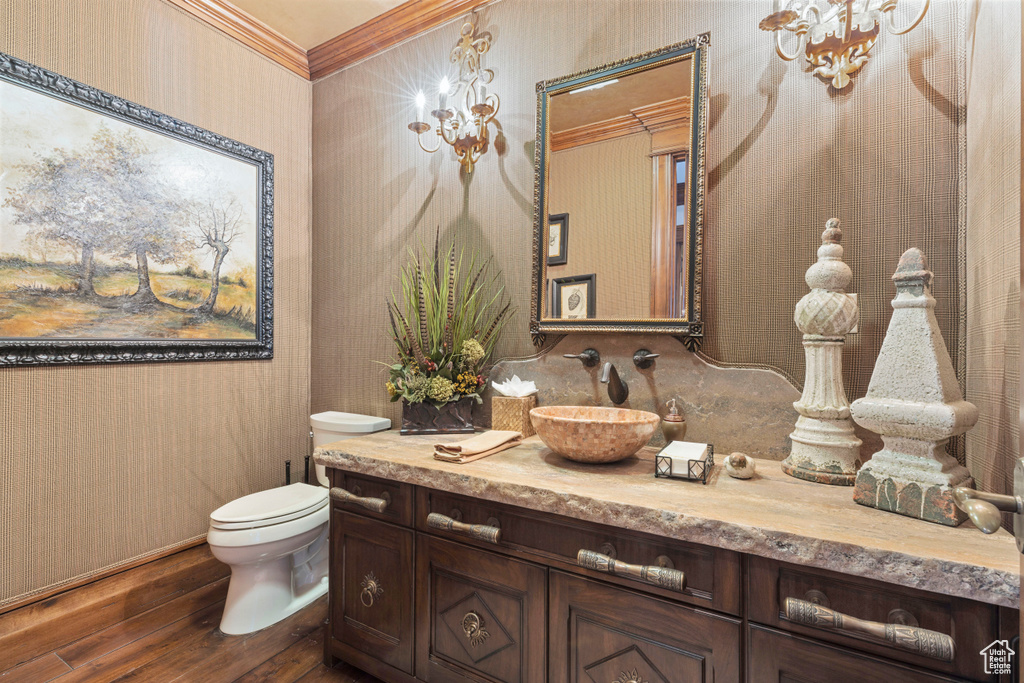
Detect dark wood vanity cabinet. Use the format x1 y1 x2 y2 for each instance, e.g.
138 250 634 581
747 625 965 683
415 535 546 682
548 570 742 682
325 470 1018 682
329 509 415 675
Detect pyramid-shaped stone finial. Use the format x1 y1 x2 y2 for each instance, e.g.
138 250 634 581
782 218 862 485
850 248 977 525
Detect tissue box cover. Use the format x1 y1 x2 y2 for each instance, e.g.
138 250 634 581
492 395 537 437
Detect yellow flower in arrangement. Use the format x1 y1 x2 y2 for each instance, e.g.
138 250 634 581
427 376 455 403
454 371 479 395
461 338 485 367
385 381 399 398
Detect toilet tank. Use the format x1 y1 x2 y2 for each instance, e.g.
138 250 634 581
310 411 391 446
309 412 391 487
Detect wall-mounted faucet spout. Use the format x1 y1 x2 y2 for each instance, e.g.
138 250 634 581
600 362 629 405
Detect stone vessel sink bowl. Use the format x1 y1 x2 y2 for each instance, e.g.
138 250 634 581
529 406 660 464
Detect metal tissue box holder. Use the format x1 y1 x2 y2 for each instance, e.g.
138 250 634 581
655 445 714 485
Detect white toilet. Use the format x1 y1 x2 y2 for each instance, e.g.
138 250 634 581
207 411 391 635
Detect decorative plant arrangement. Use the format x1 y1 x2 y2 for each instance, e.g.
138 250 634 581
385 233 512 434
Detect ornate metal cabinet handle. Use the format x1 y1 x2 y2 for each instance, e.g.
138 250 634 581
576 549 686 593
426 512 501 544
461 611 490 646
360 572 383 607
330 487 390 513
784 598 955 662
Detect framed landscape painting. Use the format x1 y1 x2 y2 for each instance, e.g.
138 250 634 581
0 51 273 365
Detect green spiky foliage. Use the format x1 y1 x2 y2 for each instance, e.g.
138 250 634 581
384 233 513 406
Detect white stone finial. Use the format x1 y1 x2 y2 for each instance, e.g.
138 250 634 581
782 218 862 485
850 248 977 526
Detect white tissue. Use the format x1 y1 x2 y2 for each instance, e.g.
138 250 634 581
492 375 538 397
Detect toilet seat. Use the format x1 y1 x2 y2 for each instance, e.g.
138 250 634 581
207 500 329 548
210 483 328 531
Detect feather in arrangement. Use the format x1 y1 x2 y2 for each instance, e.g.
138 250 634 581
383 234 513 407
443 247 456 352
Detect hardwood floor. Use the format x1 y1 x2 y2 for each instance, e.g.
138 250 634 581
0 544 380 683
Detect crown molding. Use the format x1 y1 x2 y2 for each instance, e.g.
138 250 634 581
168 0 496 82
166 0 310 78
307 0 495 81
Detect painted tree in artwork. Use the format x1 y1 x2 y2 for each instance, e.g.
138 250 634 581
4 125 192 301
99 132 191 303
187 195 244 314
3 132 124 295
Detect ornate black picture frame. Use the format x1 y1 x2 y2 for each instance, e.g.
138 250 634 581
0 50 273 366
547 213 568 266
551 273 596 319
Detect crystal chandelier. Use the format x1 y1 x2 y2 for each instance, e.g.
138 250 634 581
408 17 499 174
758 0 930 90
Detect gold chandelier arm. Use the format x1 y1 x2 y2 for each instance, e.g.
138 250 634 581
437 122 458 146
414 130 442 154
882 0 930 35
775 29 804 61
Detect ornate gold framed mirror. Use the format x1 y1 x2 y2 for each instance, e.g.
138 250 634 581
530 33 710 349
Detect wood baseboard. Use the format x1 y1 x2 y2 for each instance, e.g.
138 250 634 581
0 536 207 618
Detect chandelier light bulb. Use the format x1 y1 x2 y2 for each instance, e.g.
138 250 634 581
415 90 426 110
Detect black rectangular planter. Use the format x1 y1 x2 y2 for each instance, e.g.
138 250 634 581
401 397 475 435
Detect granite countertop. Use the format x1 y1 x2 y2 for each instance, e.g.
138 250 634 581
314 430 1021 608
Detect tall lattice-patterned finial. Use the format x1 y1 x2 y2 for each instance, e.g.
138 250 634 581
782 218 863 486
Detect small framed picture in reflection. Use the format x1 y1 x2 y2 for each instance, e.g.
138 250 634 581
547 213 568 266
552 273 595 320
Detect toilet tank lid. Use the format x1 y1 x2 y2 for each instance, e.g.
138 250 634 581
310 411 391 433
211 483 327 524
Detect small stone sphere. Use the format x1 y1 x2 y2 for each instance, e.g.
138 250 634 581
724 452 756 479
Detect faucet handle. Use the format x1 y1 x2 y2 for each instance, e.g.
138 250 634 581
953 487 1022 534
633 349 661 369
563 348 600 367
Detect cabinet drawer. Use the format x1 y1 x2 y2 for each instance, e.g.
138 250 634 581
415 534 546 682
417 488 741 614
747 555 1004 681
329 510 414 675
748 625 962 682
549 570 741 683
330 469 413 526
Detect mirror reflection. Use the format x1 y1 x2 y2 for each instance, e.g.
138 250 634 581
532 36 707 341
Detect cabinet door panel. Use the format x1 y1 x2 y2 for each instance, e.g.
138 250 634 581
549 570 741 683
416 534 546 682
331 510 414 675
748 625 962 683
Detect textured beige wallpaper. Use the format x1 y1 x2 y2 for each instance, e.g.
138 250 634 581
0 0 311 608
547 132 653 318
965 0 1021 497
311 0 971 464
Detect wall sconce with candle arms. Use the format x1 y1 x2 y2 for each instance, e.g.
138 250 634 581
758 0 929 90
408 17 499 174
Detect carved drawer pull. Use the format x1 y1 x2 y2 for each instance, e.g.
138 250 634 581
784 598 955 662
426 512 501 544
330 487 390 513
576 549 686 593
